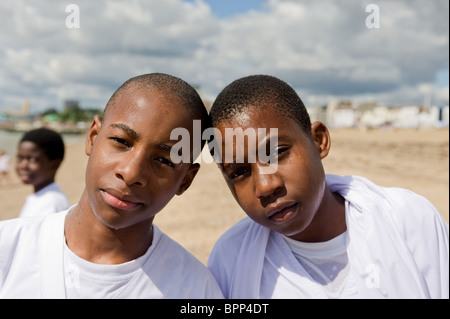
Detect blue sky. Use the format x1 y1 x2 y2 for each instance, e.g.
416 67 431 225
185 0 266 18
436 69 449 88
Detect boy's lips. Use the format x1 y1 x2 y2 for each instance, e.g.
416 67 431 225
266 202 298 223
17 172 32 182
100 189 143 210
18 173 30 180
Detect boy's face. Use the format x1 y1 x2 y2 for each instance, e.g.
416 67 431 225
215 105 329 239
16 141 60 191
84 86 199 230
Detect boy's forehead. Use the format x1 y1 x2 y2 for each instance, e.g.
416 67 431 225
220 104 285 130
103 88 196 138
18 141 46 155
19 140 41 149
105 86 184 120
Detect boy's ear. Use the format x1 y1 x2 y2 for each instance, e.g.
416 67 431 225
86 115 102 156
176 163 200 196
310 121 331 159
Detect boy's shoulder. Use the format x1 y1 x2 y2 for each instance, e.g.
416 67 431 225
151 224 208 270
381 186 448 236
0 212 66 251
335 175 448 242
0 212 67 297
212 217 257 248
0 214 47 238
328 174 444 222
143 225 223 298
208 217 268 267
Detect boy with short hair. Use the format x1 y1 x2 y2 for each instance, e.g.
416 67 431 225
0 73 223 299
207 75 449 299
15 128 70 218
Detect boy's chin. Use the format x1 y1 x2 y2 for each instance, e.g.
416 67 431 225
19 177 33 185
94 205 153 231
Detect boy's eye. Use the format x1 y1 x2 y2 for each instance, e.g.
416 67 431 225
266 146 289 160
275 146 289 157
229 166 250 180
258 146 289 164
156 157 175 168
16 156 38 163
109 137 130 147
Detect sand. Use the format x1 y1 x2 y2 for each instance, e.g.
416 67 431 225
0 128 448 264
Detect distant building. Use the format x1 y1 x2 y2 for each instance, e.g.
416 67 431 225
306 105 327 125
22 100 30 116
360 105 391 128
324 100 357 129
306 101 449 130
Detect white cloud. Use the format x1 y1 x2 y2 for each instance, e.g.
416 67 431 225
0 0 448 113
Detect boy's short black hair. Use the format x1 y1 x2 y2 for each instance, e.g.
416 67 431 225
20 128 65 160
210 75 312 135
105 73 208 123
104 73 211 157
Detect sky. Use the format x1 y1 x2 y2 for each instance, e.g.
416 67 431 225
185 0 266 18
0 0 448 114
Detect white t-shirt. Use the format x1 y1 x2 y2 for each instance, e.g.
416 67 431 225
63 225 222 299
283 230 356 298
0 211 224 299
19 182 70 218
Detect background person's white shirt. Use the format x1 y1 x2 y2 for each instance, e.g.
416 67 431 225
19 182 70 218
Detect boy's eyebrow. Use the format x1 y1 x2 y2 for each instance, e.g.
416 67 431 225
222 162 235 170
110 123 139 140
110 123 174 151
157 143 172 151
258 135 281 147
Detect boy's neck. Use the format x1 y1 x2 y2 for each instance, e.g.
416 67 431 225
34 178 55 193
64 191 153 265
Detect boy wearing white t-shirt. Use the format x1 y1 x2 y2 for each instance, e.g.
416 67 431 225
15 128 70 217
0 73 223 299
207 75 449 299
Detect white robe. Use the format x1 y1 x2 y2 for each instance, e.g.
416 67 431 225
208 175 449 299
0 210 223 299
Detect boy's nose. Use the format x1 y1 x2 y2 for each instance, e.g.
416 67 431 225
114 153 148 187
254 165 283 200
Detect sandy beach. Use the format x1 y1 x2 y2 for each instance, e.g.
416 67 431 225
0 128 448 264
